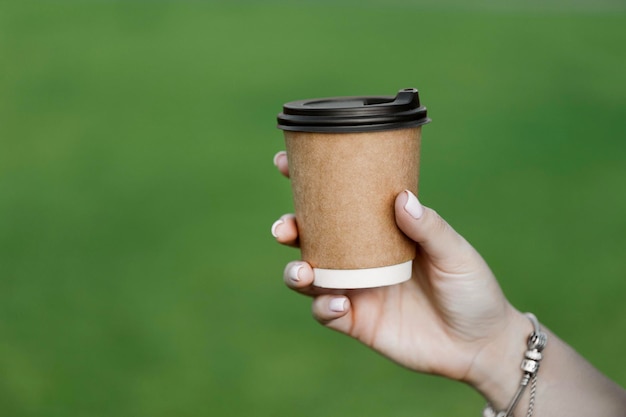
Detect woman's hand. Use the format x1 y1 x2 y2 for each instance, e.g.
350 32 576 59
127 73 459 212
271 150 626 415
271 151 530 389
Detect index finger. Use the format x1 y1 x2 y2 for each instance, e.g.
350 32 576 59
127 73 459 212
273 151 289 178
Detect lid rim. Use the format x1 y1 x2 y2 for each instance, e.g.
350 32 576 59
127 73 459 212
277 118 431 133
276 88 429 132
279 106 427 120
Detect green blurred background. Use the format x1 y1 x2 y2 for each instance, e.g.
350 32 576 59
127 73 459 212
1 0 625 415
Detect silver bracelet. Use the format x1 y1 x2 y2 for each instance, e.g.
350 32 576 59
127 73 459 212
482 313 548 417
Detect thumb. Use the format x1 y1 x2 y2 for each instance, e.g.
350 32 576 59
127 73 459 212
395 190 482 273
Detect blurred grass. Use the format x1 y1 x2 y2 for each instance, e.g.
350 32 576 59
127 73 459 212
0 1 625 416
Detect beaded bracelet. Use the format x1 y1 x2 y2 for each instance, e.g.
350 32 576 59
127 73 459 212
482 313 548 417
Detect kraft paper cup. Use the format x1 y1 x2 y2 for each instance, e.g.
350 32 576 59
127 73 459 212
277 88 430 289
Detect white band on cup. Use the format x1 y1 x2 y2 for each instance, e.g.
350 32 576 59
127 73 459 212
313 260 413 289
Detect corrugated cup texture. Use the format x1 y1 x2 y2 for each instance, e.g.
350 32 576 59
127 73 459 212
285 127 421 270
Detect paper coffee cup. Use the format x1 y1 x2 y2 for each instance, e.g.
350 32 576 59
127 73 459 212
277 88 430 289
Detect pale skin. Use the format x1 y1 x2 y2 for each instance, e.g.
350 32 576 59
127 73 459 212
271 150 626 416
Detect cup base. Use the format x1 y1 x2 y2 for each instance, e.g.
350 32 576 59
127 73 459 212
313 260 413 289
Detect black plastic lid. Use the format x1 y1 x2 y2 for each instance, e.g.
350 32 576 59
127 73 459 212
277 88 430 133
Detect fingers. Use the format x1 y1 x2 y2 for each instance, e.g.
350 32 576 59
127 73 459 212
395 190 482 273
282 260 344 295
283 261 315 290
271 214 299 247
282 261 338 298
282 261 353 333
311 295 353 333
273 151 289 178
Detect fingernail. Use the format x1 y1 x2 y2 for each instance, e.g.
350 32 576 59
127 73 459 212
288 263 303 283
329 297 347 313
271 219 284 238
404 190 424 219
273 151 286 167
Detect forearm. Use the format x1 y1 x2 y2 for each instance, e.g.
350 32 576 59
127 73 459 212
532 329 626 416
469 310 626 416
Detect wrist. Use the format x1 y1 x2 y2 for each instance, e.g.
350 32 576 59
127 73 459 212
463 308 534 411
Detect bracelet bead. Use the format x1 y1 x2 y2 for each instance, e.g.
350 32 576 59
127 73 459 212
482 406 507 417
524 350 542 361
521 359 539 374
527 332 547 351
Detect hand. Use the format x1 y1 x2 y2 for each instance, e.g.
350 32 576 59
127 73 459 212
271 150 531 401
271 150 626 416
